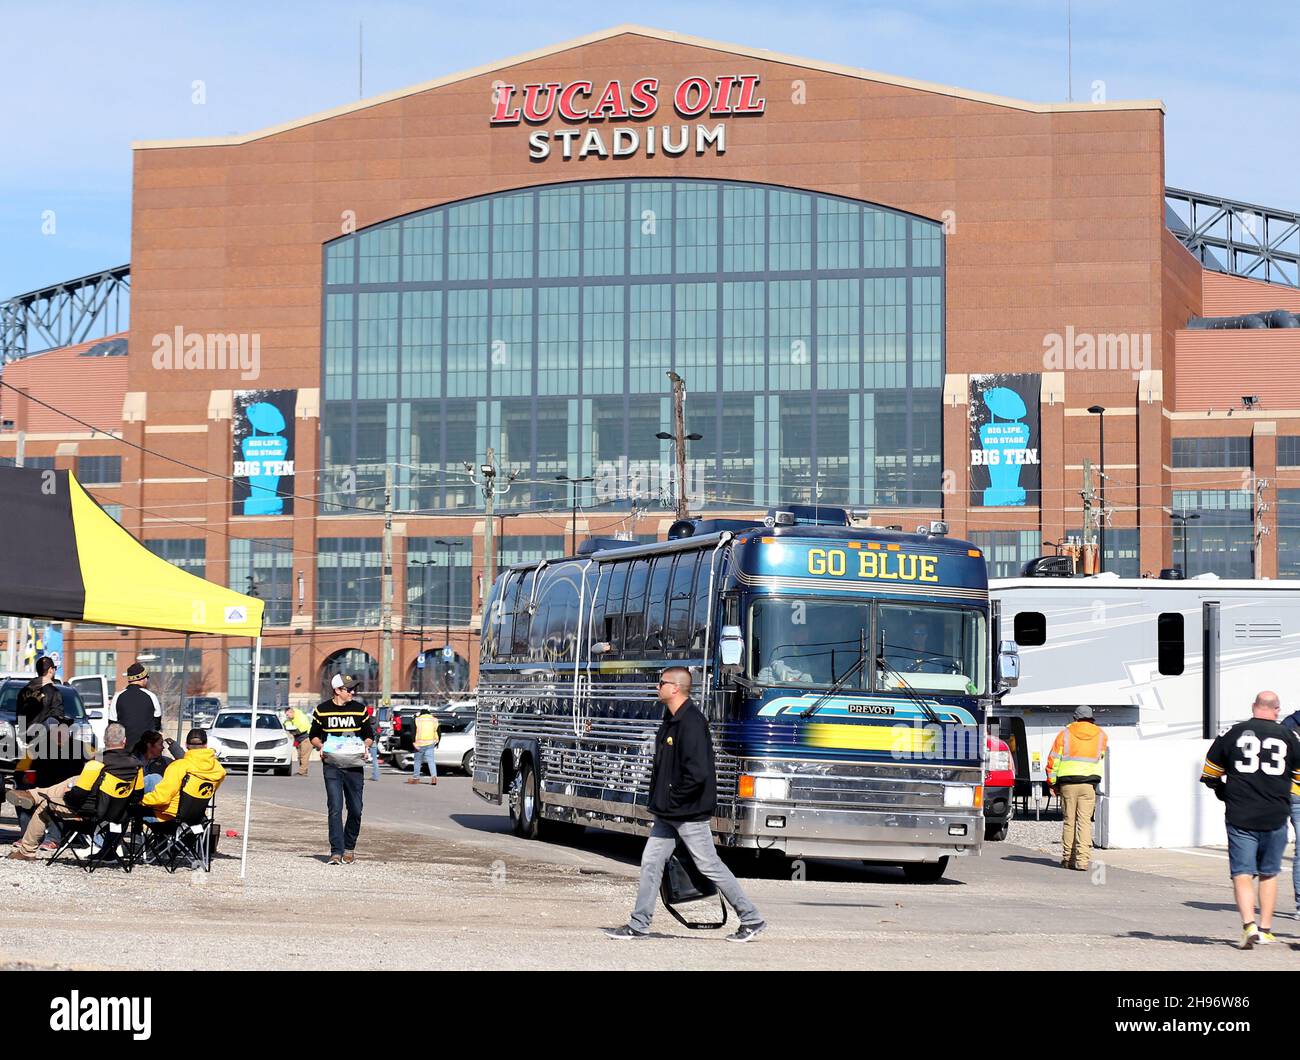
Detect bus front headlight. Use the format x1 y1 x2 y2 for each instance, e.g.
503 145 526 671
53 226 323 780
943 784 976 808
740 774 790 801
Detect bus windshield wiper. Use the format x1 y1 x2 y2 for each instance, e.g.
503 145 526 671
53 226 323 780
800 630 867 719
876 652 943 725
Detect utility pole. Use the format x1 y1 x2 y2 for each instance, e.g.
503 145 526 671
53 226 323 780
6 431 24 671
380 463 393 710
668 371 688 521
466 447 515 611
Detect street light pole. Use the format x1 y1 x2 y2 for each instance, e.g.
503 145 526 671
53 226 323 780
555 475 594 555
1088 405 1106 571
1172 511 1200 576
656 371 703 522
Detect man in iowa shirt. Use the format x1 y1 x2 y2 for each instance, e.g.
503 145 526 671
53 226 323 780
310 674 375 865
1202 690 1300 949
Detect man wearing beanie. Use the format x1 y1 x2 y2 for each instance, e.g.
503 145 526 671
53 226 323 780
108 661 164 753
1046 705 1108 871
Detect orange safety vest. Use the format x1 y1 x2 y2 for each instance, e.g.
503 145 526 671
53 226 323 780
1047 721 1107 784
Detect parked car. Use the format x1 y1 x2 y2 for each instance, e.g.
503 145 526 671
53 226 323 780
67 674 110 747
184 696 222 729
0 676 97 801
204 709 294 776
984 735 1015 841
386 700 476 774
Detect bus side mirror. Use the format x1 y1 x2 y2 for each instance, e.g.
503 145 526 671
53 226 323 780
997 639 1020 689
719 625 744 667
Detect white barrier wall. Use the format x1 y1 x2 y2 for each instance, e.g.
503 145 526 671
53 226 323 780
1098 739 1228 850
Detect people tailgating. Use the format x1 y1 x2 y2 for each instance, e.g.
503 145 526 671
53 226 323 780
310 674 375 865
109 661 163 753
141 729 225 823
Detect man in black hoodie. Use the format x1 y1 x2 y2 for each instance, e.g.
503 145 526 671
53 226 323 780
605 667 766 942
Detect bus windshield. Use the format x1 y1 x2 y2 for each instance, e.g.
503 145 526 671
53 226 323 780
749 598 987 695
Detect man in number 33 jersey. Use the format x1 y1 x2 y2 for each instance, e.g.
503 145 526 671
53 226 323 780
1201 690 1300 949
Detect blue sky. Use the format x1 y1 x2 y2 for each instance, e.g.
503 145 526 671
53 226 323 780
2 0 1297 298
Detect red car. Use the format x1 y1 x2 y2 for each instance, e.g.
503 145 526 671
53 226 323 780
984 736 1015 842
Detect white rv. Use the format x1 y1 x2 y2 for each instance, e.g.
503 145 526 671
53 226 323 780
990 574 1300 849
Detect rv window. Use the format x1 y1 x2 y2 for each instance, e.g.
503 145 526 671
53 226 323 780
511 570 536 657
687 552 714 651
1014 611 1046 647
1157 612 1185 675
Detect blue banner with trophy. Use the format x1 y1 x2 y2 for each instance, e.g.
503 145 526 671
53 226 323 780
232 389 296 516
969 373 1040 507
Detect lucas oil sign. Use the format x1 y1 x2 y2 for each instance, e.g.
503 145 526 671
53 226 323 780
968 373 1041 507
490 74 766 162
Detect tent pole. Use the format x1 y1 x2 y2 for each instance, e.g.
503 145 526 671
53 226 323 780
239 634 262 879
177 632 191 743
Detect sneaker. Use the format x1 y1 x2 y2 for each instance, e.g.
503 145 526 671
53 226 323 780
1239 923 1260 950
342 851 355 864
6 849 38 861
39 841 57 852
727 921 768 943
327 854 342 866
604 924 649 940
1071 863 1089 872
1060 860 1072 869
1257 929 1278 945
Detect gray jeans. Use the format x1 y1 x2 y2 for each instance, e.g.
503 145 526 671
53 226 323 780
629 817 763 932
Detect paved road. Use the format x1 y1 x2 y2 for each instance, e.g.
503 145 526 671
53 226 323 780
3 764 1295 969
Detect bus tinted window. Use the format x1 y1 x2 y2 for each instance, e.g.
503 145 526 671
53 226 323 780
623 560 650 653
491 573 520 660
1157 612 1184 676
645 556 673 653
667 551 700 653
689 553 716 651
511 570 536 657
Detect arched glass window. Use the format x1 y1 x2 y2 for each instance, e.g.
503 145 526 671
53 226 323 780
321 179 944 514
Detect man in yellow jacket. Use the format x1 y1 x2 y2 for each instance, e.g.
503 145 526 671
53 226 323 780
1047 706 1108 871
282 706 314 776
142 729 226 821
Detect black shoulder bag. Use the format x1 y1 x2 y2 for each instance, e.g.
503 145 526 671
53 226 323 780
659 839 728 930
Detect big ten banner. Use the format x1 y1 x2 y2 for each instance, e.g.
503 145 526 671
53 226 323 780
232 389 296 516
968 374 1041 508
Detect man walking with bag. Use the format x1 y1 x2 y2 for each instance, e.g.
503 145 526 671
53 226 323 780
605 667 766 942
310 674 375 865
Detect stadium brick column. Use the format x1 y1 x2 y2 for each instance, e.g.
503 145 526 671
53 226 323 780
1136 371 1165 572
205 391 234 696
1040 373 1066 551
1253 420 1278 578
290 391 320 709
941 374 969 540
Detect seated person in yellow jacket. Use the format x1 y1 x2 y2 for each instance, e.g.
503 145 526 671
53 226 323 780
141 728 226 821
6 722 144 861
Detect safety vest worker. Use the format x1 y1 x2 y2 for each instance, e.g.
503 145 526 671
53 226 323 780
1047 706 1108 871
414 711 439 749
283 706 311 738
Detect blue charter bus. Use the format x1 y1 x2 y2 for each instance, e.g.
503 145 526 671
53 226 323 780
473 505 1016 880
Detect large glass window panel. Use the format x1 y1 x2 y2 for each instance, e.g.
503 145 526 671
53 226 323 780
769 190 811 272
447 200 489 281
865 208 907 268
675 282 717 389
401 212 442 282
816 395 853 506
674 182 717 274
491 193 534 280
722 281 765 391
817 278 859 391
317 538 382 627
722 186 765 272
629 182 673 275
227 538 293 626
324 294 353 401
817 198 861 270
536 286 579 396
490 287 533 397
1278 489 1300 578
779 394 815 504
864 277 908 389
718 400 757 508
629 284 671 393
447 289 488 397
401 291 441 399
357 292 398 400
582 285 624 395
768 280 811 392
1172 489 1254 578
538 187 580 278
358 224 399 284
583 184 625 276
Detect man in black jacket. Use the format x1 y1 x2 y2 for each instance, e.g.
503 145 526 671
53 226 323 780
605 667 766 942
108 661 163 753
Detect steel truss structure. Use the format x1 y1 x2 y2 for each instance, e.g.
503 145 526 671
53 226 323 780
1 265 130 363
1166 188 1300 288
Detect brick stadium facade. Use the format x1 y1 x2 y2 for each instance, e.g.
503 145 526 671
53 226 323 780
3 26 1298 708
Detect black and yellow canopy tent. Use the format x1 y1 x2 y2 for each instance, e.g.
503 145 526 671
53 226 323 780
0 465 266 875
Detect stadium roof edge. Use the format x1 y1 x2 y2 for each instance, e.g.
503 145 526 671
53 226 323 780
130 24 1166 151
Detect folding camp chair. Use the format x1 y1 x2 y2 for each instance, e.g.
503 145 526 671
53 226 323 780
141 775 217 872
45 771 143 874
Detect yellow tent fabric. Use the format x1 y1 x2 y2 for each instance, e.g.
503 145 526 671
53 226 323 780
69 474 264 636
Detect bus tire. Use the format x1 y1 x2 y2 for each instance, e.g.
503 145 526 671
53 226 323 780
902 857 949 883
516 761 541 840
